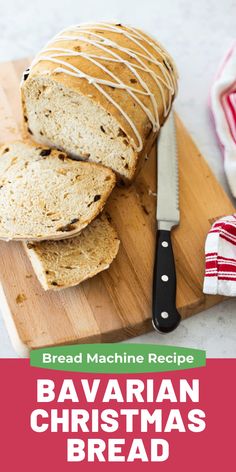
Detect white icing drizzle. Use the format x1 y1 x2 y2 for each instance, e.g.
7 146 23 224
30 22 177 152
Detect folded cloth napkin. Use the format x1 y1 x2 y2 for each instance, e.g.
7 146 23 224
210 41 236 196
203 215 236 296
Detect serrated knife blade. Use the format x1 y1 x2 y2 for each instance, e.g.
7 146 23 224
152 111 181 333
157 111 180 229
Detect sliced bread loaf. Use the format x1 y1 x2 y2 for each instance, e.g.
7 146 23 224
21 22 178 183
24 215 120 290
0 141 115 240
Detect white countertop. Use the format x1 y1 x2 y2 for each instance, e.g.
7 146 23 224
0 0 236 357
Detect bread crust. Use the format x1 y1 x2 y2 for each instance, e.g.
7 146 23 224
21 22 178 182
0 141 116 241
24 215 120 290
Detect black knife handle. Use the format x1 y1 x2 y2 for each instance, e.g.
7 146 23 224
152 229 181 333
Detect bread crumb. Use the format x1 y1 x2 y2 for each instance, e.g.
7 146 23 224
25 274 32 279
141 204 150 215
16 293 27 304
148 189 157 197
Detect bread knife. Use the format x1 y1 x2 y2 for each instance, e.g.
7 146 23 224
152 111 181 333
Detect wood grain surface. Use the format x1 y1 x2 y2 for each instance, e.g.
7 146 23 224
0 58 234 356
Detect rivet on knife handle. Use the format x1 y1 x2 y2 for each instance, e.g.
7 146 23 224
152 229 181 333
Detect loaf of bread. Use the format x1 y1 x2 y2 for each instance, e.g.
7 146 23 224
0 141 115 241
24 215 119 290
21 22 178 183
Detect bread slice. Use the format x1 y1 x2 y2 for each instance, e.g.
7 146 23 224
21 22 178 183
0 141 115 241
24 215 120 290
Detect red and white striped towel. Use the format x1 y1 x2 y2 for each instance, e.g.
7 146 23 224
210 41 236 196
204 45 236 296
203 215 236 296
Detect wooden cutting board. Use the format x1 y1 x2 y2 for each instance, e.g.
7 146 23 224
0 58 235 357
